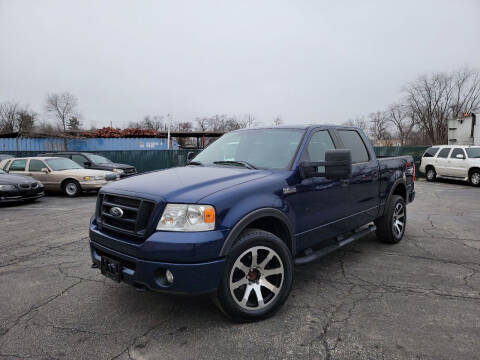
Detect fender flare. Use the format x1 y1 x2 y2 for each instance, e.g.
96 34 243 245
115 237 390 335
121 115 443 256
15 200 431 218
219 208 295 257
384 177 407 211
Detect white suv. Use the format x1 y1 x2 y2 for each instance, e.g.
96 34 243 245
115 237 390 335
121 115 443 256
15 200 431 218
420 145 480 186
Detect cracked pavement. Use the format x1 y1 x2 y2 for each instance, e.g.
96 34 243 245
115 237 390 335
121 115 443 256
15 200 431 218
1 180 479 359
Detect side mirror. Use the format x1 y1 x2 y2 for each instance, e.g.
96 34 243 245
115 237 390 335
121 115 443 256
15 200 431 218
300 149 352 180
41 168 50 173
187 152 196 162
456 154 465 159
84 161 92 167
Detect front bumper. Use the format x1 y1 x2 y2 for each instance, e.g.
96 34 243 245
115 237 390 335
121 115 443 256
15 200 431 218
90 240 225 294
80 180 112 190
0 189 44 202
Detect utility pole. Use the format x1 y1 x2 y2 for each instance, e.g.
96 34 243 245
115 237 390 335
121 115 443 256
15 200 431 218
167 113 172 150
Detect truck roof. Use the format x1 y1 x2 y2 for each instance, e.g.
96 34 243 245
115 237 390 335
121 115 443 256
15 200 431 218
233 124 355 132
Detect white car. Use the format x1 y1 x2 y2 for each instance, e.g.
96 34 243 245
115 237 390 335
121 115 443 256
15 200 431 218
419 145 480 186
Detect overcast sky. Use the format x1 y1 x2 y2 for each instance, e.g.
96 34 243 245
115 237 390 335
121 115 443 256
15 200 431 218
1 0 479 128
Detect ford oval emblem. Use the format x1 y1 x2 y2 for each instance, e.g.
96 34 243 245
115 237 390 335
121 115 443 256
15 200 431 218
109 207 124 218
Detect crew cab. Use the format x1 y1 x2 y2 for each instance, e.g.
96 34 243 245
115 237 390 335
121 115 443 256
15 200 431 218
420 145 480 186
89 125 415 321
38 152 136 177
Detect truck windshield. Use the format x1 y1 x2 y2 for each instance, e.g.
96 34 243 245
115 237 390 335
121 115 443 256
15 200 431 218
193 129 305 169
86 154 112 164
466 147 480 158
46 158 83 171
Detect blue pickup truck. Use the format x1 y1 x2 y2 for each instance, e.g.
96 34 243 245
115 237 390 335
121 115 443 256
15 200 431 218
89 125 415 321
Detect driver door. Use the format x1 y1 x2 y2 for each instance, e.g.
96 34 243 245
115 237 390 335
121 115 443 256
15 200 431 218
288 130 351 252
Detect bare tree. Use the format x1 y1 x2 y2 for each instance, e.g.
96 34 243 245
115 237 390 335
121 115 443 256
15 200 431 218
405 67 480 144
384 103 416 146
0 102 19 133
0 102 37 134
342 116 368 133
368 111 391 142
45 92 79 134
195 117 209 131
273 116 283 126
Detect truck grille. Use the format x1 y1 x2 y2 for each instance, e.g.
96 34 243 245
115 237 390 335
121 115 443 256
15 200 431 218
96 193 156 239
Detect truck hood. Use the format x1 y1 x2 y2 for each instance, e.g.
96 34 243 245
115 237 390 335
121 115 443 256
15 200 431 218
101 165 271 203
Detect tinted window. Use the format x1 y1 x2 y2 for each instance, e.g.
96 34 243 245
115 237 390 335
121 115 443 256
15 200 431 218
465 147 480 158
29 159 47 172
72 154 88 166
337 130 369 163
437 148 451 158
9 159 27 171
450 148 466 159
302 131 335 161
423 147 439 158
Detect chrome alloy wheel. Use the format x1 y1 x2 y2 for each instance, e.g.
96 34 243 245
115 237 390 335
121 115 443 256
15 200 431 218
229 246 284 311
471 172 480 185
65 182 78 196
392 202 405 238
427 169 435 180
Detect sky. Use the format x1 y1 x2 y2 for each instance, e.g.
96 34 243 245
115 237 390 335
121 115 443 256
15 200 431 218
1 0 479 129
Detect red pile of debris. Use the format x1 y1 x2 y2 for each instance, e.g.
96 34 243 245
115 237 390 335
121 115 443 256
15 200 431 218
81 127 158 138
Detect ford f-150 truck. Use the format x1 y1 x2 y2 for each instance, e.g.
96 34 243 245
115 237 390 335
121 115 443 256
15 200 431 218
89 125 415 321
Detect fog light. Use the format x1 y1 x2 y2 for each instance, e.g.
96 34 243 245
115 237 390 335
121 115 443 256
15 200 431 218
165 269 174 284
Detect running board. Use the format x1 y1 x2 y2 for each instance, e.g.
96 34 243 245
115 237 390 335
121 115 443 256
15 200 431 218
294 224 377 265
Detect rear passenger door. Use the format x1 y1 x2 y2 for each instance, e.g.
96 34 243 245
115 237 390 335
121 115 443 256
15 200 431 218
336 129 380 229
435 148 451 176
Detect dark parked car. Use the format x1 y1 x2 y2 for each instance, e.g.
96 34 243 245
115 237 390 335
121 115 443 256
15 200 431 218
38 152 136 177
89 125 415 321
0 169 44 203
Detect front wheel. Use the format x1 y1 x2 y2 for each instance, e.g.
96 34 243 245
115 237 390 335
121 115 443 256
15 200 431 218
375 195 406 244
62 180 81 197
469 170 480 187
216 229 293 322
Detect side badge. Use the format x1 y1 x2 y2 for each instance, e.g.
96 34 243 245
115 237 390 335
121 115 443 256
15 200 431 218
283 187 297 195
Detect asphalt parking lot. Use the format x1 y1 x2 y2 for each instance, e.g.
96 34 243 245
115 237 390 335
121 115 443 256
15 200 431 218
1 180 479 360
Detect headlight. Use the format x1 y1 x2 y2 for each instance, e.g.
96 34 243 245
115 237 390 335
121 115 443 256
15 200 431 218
83 176 104 181
112 168 124 174
157 204 215 231
0 184 16 191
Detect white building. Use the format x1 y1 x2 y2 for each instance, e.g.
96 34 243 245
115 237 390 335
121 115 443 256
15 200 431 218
448 113 479 146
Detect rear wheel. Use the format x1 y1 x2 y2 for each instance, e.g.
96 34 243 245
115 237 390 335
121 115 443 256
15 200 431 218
375 195 406 244
216 229 293 322
62 180 81 197
425 166 436 182
469 170 480 187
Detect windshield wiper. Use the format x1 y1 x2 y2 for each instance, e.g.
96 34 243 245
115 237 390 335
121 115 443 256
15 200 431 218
188 161 203 166
213 161 257 169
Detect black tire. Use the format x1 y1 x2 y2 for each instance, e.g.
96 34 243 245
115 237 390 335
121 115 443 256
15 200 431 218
469 169 480 187
215 229 293 322
425 166 436 182
62 179 81 197
375 195 406 244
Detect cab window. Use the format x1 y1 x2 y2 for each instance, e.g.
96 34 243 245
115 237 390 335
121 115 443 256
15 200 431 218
29 159 47 172
301 131 335 162
450 148 466 159
9 159 27 171
337 130 369 163
437 148 451 158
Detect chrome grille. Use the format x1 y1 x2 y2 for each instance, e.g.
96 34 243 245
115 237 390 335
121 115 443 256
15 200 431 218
96 193 156 239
